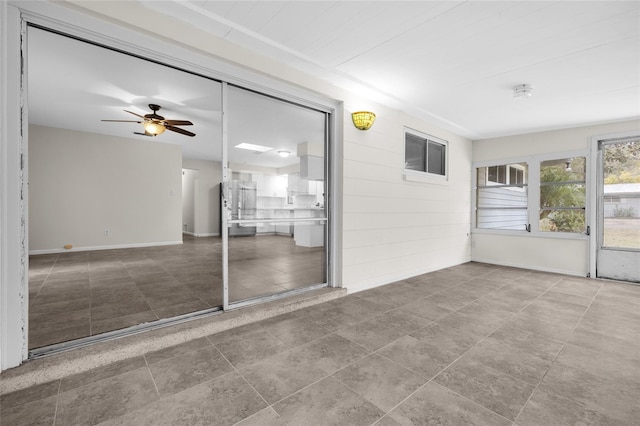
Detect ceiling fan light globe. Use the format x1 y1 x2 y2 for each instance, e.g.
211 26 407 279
143 121 166 136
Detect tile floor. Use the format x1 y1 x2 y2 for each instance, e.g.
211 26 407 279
28 235 324 349
4 262 639 425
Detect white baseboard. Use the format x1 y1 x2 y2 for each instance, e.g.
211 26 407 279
29 240 183 255
470 257 587 277
346 257 472 294
183 231 220 237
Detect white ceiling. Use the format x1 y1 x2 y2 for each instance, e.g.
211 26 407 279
27 1 639 163
137 0 640 139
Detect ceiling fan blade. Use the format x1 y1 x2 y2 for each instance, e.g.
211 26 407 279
124 110 146 119
101 119 142 123
164 120 193 126
166 125 196 137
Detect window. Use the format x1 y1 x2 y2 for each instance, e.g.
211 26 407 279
474 155 588 235
476 162 529 230
540 157 586 233
404 129 447 177
487 164 525 187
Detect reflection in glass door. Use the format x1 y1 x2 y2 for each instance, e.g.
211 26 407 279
27 26 224 352
224 85 328 305
597 137 640 282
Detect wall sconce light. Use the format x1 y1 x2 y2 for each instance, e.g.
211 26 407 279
277 150 290 158
351 111 376 131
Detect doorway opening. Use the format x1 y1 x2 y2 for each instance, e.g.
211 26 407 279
596 135 640 283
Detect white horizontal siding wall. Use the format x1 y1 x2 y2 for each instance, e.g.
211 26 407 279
342 110 472 293
476 187 528 231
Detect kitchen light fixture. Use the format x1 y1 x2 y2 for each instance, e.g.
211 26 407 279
513 84 533 99
351 111 376 130
143 121 166 136
278 150 290 158
234 143 273 152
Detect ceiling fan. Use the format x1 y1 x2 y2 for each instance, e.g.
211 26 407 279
102 104 195 137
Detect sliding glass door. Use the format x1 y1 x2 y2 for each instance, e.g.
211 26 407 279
27 26 225 351
26 27 331 354
223 86 328 306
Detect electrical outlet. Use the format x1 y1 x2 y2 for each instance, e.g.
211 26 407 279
104 228 110 236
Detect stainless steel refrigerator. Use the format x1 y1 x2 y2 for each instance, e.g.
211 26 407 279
225 180 257 237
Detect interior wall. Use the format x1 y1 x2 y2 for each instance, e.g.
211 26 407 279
181 168 197 234
471 119 640 276
29 125 183 253
342 107 473 293
182 158 222 237
473 120 640 162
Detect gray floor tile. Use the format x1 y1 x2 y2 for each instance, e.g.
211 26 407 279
0 394 58 426
377 335 455 379
463 336 557 385
272 376 384 426
96 372 266 426
262 316 331 347
234 407 286 426
517 388 630 426
148 346 233 396
144 337 212 365
373 416 404 426
239 347 328 404
568 327 640 362
55 367 158 425
409 320 484 357
539 362 640 425
336 316 408 351
333 353 427 412
554 342 640 387
434 357 535 420
0 381 60 410
388 382 511 426
287 333 370 375
214 330 289 368
60 356 147 393
397 297 452 321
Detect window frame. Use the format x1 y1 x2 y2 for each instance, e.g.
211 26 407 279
476 161 530 232
485 163 527 192
539 156 587 234
472 150 590 240
403 127 448 183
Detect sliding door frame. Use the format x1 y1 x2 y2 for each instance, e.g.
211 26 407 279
2 0 342 368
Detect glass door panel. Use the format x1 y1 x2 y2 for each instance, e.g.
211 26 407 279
597 138 640 282
27 26 224 350
225 86 327 304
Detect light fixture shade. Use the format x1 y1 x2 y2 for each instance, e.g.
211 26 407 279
278 150 290 158
143 121 166 136
352 111 376 131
